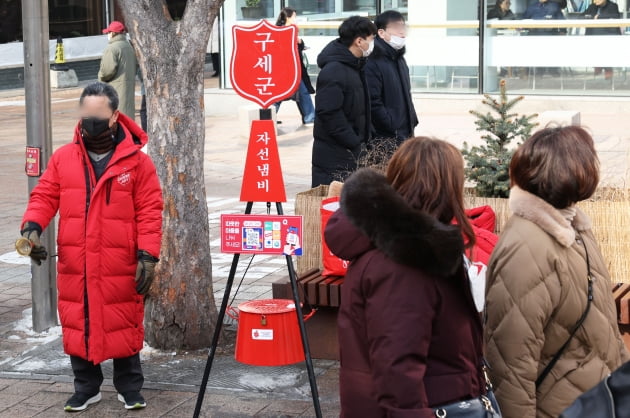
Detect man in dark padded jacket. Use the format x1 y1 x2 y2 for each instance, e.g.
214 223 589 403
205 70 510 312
311 16 377 187
365 10 418 147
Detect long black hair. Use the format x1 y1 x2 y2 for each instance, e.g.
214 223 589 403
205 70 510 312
276 7 296 26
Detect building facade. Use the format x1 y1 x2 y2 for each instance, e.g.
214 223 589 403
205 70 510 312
2 1 630 96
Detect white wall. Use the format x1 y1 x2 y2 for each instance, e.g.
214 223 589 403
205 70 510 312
0 35 108 69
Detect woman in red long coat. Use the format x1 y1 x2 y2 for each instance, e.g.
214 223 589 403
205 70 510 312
325 137 496 417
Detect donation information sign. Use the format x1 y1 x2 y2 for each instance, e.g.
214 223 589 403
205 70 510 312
220 214 303 256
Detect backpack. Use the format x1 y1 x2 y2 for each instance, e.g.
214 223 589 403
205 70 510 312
560 361 630 418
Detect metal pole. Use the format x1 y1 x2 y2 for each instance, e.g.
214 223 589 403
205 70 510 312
105 0 112 26
22 0 58 332
478 0 486 94
277 202 322 418
193 201 254 418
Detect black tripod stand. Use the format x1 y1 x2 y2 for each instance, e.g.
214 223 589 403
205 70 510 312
193 114 322 418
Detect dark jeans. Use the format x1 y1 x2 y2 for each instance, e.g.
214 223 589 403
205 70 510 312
296 81 315 123
70 354 144 395
274 80 315 124
211 52 220 76
140 95 147 132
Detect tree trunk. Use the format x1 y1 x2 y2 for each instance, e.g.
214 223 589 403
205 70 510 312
117 0 224 349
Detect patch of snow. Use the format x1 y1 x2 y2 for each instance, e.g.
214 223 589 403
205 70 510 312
11 356 70 372
0 357 14 366
11 308 62 344
0 247 58 265
7 335 20 340
140 342 177 360
0 251 31 265
237 371 301 391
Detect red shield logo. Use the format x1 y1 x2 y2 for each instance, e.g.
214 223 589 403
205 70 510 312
230 20 301 109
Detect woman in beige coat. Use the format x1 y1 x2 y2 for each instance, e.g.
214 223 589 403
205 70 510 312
485 126 629 418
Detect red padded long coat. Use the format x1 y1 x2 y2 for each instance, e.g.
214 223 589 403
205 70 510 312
325 169 486 417
22 112 163 364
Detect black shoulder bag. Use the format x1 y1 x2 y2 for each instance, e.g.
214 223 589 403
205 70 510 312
536 236 594 388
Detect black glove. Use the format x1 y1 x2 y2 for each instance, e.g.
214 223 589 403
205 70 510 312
135 250 159 295
20 222 48 265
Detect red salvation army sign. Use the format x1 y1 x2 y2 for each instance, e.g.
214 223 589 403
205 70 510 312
230 20 301 109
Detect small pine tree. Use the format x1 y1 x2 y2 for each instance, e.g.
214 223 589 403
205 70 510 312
462 80 538 198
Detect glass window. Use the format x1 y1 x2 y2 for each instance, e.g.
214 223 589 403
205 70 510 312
49 0 105 39
286 0 376 20
218 0 630 96
382 0 408 9
483 0 630 96
236 0 276 20
1 0 108 44
288 0 335 16
279 0 481 93
0 0 22 43
408 0 480 92
343 0 377 15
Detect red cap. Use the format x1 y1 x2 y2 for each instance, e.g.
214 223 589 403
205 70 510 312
102 21 126 34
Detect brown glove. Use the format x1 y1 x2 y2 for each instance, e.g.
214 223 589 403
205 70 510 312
20 222 48 265
135 250 159 295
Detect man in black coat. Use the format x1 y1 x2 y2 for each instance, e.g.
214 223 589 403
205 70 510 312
365 10 418 148
583 0 621 80
584 0 621 35
311 16 377 188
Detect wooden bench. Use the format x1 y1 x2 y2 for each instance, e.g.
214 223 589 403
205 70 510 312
613 283 630 350
273 276 630 359
272 269 344 360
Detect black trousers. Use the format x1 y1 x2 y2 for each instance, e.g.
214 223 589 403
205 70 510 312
211 52 220 76
70 354 144 395
140 95 147 132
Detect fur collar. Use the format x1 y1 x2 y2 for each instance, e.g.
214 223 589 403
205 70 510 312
509 186 592 248
340 168 464 277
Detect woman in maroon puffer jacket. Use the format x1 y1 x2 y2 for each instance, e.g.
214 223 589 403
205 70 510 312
325 137 494 417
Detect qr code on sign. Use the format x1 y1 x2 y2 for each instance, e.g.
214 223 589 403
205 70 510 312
243 228 263 250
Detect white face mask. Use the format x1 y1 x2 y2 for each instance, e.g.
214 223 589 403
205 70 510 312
362 40 374 57
107 32 113 40
386 35 406 50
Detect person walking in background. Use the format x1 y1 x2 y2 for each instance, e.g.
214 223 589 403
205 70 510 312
484 126 629 418
273 7 315 126
583 0 621 80
311 16 376 187
523 0 565 77
19 82 163 412
325 137 499 417
488 0 516 20
488 0 516 78
139 76 147 132
584 0 621 33
523 0 565 20
210 16 220 78
128 38 147 132
365 10 418 150
98 21 138 119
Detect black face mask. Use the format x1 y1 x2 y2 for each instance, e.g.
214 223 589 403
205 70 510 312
82 117 111 137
